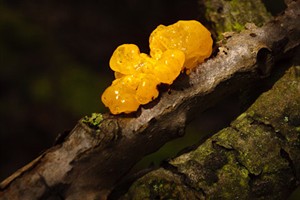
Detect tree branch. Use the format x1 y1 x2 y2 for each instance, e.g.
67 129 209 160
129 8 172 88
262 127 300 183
121 65 300 199
0 1 299 199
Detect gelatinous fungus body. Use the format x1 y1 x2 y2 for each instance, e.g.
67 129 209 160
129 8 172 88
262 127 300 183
150 20 213 71
101 20 213 114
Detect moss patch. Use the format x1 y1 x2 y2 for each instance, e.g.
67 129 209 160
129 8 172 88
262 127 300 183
82 113 103 128
204 0 271 39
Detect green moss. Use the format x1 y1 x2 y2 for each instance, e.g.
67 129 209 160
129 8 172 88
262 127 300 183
123 169 203 199
82 113 103 128
203 0 271 39
148 179 177 199
201 151 251 199
232 22 244 32
123 67 300 199
284 116 289 123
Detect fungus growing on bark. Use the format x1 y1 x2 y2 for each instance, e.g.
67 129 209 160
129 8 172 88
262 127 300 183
101 20 213 114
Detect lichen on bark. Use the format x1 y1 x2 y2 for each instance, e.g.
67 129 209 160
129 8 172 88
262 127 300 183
122 66 300 199
1 1 299 199
203 0 272 39
120 169 204 200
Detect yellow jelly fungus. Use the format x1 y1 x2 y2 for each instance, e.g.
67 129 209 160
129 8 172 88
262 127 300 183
101 74 159 114
149 20 213 70
153 49 185 84
109 44 142 75
101 20 212 114
136 74 159 104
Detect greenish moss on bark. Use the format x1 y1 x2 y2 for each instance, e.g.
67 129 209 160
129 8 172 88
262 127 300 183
122 66 300 199
82 113 103 128
121 169 204 200
203 0 271 39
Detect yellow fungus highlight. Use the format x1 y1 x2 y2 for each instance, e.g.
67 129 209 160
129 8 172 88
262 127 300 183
153 49 185 84
101 20 213 114
150 20 213 70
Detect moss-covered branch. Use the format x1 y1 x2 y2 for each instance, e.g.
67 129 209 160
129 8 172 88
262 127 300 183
122 66 300 200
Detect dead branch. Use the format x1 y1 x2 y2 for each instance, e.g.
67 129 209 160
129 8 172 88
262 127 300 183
121 65 300 200
0 1 299 199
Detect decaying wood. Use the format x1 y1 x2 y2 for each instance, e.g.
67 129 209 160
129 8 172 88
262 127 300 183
0 1 299 199
121 66 300 200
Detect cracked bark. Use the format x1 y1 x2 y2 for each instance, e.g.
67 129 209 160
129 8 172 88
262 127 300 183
121 66 300 200
0 0 300 200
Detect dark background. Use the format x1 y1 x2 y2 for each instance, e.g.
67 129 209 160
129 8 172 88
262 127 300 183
0 0 204 182
2 1 296 198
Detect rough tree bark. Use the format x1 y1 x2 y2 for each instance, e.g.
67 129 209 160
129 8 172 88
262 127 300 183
121 65 300 200
0 0 300 200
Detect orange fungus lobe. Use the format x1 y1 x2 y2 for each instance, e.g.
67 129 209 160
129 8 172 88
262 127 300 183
101 20 213 114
